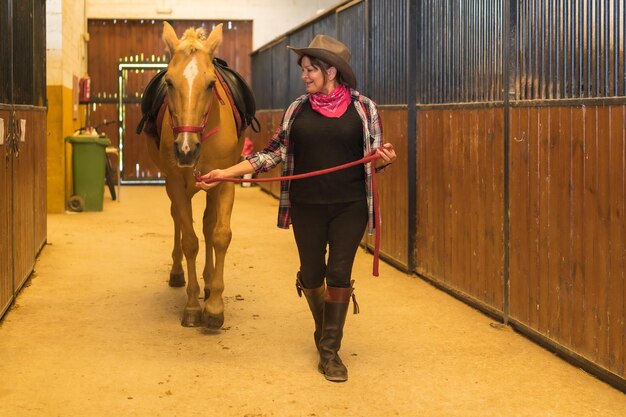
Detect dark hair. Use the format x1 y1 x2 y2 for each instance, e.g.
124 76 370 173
298 55 348 86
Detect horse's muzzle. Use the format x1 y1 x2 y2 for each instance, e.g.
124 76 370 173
174 135 201 167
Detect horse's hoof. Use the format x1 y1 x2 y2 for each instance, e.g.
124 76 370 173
169 272 185 287
181 308 203 327
203 311 224 329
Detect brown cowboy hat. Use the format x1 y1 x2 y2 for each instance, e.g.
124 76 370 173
287 35 357 89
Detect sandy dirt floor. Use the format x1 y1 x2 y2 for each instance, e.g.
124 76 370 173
0 185 624 417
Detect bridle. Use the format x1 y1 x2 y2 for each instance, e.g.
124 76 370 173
167 83 225 143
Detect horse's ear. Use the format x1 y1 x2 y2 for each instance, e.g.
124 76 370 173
162 22 180 55
204 23 223 56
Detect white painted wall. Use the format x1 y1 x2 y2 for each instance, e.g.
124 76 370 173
85 0 341 50
46 0 88 88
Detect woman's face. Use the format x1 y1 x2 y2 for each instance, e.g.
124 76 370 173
300 56 336 95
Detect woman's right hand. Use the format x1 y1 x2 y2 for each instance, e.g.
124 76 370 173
195 169 228 191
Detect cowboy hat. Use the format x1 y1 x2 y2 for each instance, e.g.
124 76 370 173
287 35 357 89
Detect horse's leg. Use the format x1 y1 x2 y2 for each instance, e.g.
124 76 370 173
168 201 185 287
202 182 235 329
202 193 216 302
166 183 202 327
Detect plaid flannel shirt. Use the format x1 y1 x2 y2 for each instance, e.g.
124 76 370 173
246 89 384 234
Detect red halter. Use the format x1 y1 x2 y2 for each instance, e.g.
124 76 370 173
168 87 224 143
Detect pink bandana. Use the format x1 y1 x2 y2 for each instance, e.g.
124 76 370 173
309 84 351 118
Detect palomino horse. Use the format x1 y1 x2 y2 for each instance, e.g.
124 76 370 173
146 22 243 328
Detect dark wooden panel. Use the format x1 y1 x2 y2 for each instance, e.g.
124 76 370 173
12 109 35 290
0 109 12 316
32 110 46 252
415 107 504 309
367 109 409 269
607 106 625 375
509 105 626 379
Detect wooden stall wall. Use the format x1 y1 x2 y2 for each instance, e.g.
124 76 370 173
0 0 47 321
415 107 505 311
509 104 626 380
249 0 625 388
87 19 252 182
0 108 47 319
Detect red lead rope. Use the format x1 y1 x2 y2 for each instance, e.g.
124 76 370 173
195 149 384 276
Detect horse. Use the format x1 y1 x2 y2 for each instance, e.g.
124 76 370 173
144 22 244 328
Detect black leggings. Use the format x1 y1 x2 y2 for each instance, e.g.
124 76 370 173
290 199 368 289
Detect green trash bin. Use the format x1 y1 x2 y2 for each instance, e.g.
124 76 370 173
65 135 111 211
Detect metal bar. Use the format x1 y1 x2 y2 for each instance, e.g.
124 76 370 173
407 0 418 273
595 0 601 96
613 0 619 95
604 0 609 96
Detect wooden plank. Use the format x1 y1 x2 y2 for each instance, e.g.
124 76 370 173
595 106 610 366
557 107 573 346
443 109 455 285
537 107 551 336
432 110 446 280
490 108 505 309
528 106 541 330
12 110 35 291
607 105 624 374
469 109 481 300
546 106 561 341
582 106 599 361
570 106 586 352
509 107 530 323
475 109 487 304
376 110 409 268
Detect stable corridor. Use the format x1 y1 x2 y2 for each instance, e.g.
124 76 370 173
0 186 624 416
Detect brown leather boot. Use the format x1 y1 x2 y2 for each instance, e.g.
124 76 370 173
296 272 325 350
317 284 358 382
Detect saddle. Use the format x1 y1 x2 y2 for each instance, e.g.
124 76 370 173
136 57 260 140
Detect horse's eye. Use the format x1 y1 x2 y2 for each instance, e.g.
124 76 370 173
208 80 216 90
165 79 173 88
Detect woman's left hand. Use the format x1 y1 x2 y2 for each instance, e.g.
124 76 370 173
376 143 396 166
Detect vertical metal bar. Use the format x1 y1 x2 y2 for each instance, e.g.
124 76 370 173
578 0 583 98
522 0 528 99
623 0 626 96
604 0 609 96
600 0 611 97
538 0 544 99
461 0 465 102
583 0 593 97
407 0 418 273
593 3 602 97
481 0 486 102
563 0 569 98
571 0 577 98
613 0 619 96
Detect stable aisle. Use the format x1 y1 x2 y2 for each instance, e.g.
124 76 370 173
0 186 624 417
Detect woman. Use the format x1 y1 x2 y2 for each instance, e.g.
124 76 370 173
196 34 396 382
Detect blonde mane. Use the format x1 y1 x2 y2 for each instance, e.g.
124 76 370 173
177 27 207 55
